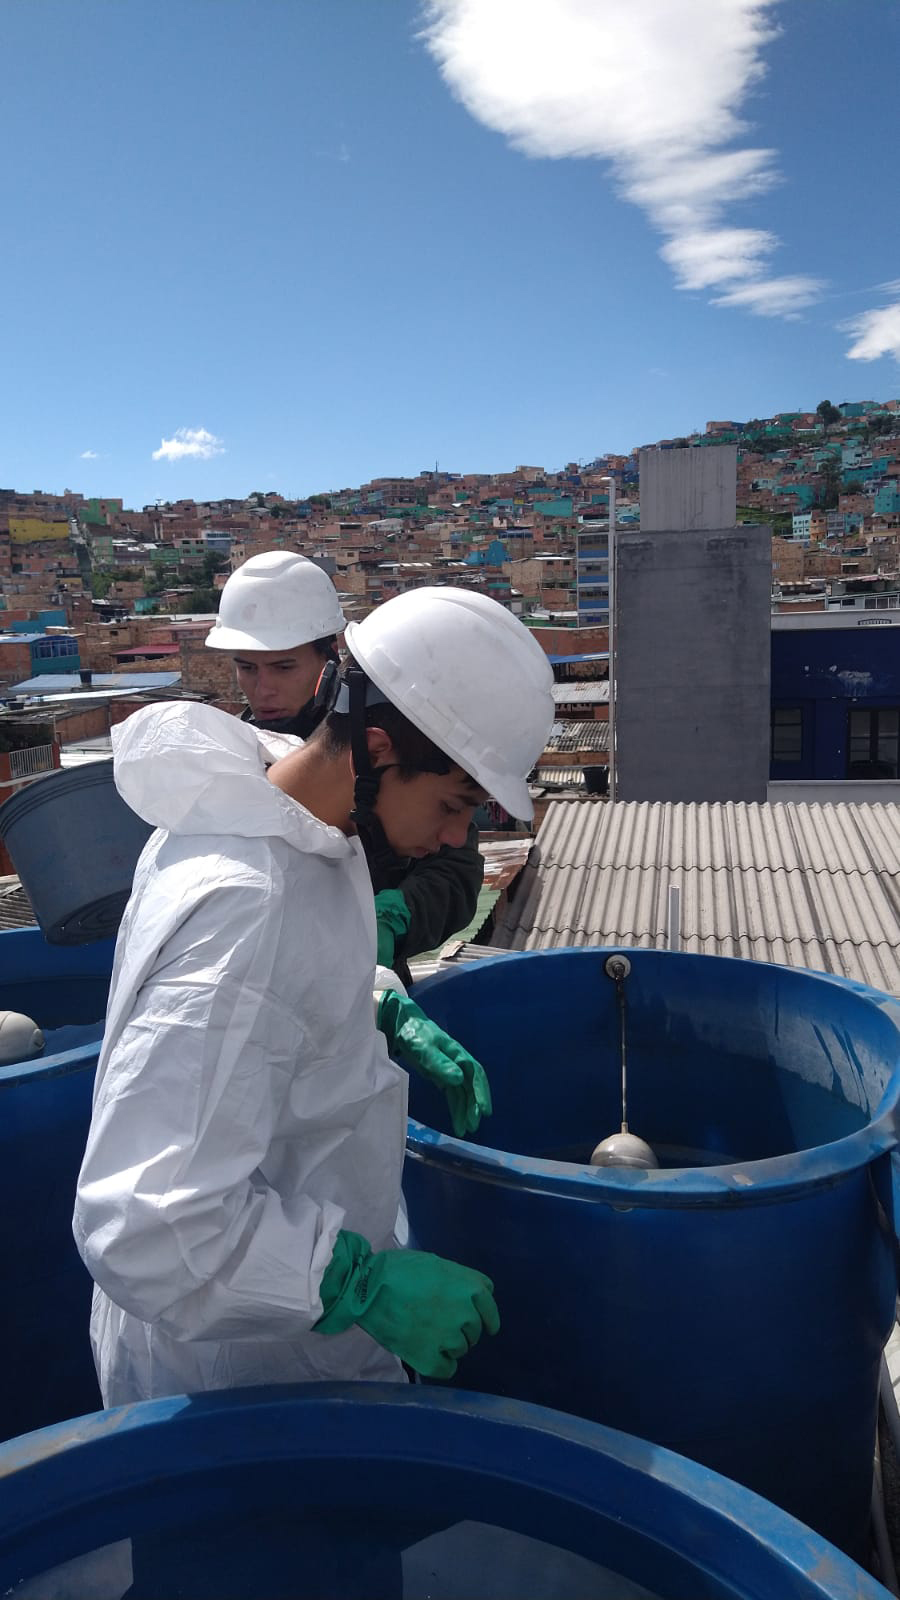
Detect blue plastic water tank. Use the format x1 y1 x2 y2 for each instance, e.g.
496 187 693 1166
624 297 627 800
0 927 114 1439
403 948 900 1558
0 1384 889 1599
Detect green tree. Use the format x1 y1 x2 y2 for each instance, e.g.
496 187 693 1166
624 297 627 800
201 551 229 587
181 587 221 613
91 569 112 598
844 479 863 497
816 399 841 434
815 458 842 510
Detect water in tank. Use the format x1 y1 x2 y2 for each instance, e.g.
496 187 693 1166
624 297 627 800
0 1385 890 1600
402 947 900 1557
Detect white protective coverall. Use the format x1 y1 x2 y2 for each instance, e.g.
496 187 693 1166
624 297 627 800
73 701 408 1406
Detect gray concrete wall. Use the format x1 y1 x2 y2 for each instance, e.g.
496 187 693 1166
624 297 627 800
640 445 737 532
767 780 900 803
616 525 772 802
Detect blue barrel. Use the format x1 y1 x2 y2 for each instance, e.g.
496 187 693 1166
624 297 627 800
0 927 114 1439
403 948 900 1558
0 1383 889 1599
0 760 152 944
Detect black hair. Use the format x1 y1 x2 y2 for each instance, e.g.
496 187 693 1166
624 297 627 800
312 635 339 661
316 698 454 782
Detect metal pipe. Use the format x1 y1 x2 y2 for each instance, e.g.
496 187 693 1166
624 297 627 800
617 971 628 1132
604 953 631 1131
592 952 657 1169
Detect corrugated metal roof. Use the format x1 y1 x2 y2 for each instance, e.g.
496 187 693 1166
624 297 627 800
491 800 900 994
410 885 501 966
0 879 36 931
546 721 609 752
551 682 609 704
7 672 181 693
535 767 586 787
60 737 114 768
479 837 533 891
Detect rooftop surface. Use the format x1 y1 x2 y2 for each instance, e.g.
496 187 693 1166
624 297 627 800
551 682 609 704
492 798 900 994
546 720 610 753
6 672 181 694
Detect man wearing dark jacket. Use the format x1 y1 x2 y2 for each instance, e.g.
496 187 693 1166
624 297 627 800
206 551 483 976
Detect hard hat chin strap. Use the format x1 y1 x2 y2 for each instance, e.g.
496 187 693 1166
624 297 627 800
339 661 452 874
347 666 399 876
348 667 382 824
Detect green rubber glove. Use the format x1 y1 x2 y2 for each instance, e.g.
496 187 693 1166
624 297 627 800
314 1229 499 1379
377 990 492 1139
374 888 412 968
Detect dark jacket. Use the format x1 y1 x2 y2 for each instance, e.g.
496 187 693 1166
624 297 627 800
243 705 485 965
367 822 484 962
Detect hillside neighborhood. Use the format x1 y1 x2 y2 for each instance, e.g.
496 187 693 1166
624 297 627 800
2 397 899 688
1 394 899 886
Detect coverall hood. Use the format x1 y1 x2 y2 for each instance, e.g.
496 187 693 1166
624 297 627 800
112 701 350 857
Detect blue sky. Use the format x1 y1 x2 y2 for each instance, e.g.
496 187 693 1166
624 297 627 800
2 0 898 508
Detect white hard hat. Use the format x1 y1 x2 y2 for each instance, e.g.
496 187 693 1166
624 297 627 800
344 587 555 820
205 551 346 653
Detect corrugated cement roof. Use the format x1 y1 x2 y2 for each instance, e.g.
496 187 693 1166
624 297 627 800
546 720 609 752
491 799 900 994
551 681 609 704
535 767 586 787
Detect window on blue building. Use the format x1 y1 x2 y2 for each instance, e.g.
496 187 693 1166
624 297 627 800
771 707 803 763
848 709 899 779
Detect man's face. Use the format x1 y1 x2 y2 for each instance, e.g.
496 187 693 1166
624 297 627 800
232 645 323 722
373 763 485 858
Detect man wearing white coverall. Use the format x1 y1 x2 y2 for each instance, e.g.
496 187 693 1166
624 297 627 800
73 587 554 1406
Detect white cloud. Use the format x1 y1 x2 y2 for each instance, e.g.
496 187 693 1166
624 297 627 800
79 449 99 460
712 274 825 317
420 0 824 317
843 302 900 364
661 227 776 290
152 427 225 462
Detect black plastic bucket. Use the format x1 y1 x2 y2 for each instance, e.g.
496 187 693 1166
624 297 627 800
0 762 153 945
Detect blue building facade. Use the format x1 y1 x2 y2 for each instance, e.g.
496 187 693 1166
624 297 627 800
575 525 609 625
0 632 81 679
770 616 900 780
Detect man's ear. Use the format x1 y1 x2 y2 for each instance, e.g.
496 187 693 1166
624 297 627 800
365 726 395 768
